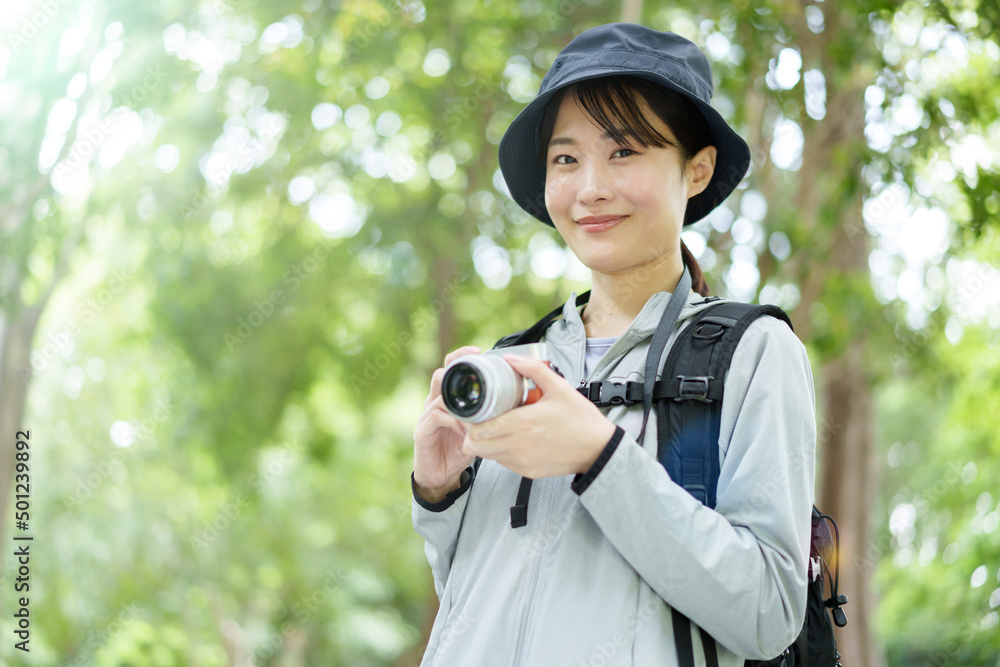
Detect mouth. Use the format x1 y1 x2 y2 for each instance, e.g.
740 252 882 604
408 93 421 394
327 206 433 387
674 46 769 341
575 215 628 233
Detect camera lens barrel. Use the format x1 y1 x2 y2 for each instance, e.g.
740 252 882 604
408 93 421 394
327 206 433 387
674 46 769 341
442 354 525 423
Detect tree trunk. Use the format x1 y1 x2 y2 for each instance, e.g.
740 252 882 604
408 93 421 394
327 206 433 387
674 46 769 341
820 338 884 667
396 248 463 667
814 191 887 667
772 11 885 663
620 0 642 24
0 310 40 546
0 219 82 545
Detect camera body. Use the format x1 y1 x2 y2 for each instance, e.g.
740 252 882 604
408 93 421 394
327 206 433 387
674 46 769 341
441 343 551 423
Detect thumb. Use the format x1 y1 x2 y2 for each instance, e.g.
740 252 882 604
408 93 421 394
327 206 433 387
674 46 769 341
503 353 564 394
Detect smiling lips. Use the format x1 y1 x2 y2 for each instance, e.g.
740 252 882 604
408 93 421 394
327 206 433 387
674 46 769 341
575 214 628 233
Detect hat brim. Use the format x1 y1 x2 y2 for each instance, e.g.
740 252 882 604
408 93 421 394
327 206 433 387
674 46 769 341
498 71 751 227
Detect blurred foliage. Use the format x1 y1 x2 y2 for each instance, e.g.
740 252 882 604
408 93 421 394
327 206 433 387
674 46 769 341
874 325 1000 665
0 0 998 665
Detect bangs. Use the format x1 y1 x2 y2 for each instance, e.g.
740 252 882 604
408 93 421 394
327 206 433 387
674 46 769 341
537 75 711 164
573 77 677 151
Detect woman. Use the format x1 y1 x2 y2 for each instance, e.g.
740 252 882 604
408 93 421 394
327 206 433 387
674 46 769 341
411 23 816 666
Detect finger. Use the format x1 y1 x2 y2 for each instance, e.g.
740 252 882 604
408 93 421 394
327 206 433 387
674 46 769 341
418 394 458 425
416 400 467 437
463 430 518 459
444 345 482 368
426 347 481 407
425 368 446 408
502 353 565 395
466 410 520 443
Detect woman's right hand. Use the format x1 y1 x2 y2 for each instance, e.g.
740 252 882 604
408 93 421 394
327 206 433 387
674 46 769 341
412 345 482 502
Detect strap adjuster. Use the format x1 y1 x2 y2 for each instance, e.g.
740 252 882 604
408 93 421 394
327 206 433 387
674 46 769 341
510 503 528 528
674 375 714 403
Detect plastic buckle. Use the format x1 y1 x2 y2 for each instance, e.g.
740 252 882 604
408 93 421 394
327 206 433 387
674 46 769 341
584 382 640 407
602 382 630 407
809 556 822 582
674 375 714 403
587 382 628 407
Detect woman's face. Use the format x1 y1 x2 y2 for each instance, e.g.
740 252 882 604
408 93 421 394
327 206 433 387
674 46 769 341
544 88 716 278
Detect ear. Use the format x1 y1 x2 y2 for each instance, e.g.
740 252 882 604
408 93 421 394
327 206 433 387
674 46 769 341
686 145 717 199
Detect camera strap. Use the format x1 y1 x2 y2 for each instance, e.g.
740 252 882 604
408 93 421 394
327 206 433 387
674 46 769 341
496 268 692 529
638 266 692 447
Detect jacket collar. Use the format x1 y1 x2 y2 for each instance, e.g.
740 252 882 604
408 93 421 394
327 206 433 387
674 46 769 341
549 288 708 344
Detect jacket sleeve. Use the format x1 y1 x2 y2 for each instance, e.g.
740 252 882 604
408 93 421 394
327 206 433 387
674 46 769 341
411 467 475 599
571 317 816 659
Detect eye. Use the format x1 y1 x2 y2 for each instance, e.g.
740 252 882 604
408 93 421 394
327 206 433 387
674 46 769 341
612 147 637 158
551 154 576 165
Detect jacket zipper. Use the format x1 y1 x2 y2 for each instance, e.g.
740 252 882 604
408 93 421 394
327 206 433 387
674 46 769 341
511 478 556 665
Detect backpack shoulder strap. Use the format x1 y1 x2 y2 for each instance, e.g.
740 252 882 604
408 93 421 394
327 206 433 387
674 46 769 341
656 301 793 509
664 301 793 667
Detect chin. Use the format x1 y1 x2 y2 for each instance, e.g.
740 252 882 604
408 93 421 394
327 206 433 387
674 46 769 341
572 252 631 276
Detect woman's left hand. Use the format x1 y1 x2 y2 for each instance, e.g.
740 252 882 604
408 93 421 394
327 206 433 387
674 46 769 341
462 353 617 478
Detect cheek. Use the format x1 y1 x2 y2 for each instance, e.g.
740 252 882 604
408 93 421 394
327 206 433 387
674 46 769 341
636 175 685 219
544 173 570 210
626 173 665 205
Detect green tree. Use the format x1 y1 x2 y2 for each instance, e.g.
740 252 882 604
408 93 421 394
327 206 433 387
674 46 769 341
1 0 997 664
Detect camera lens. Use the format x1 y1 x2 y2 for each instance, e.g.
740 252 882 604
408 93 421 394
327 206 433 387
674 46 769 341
443 363 484 418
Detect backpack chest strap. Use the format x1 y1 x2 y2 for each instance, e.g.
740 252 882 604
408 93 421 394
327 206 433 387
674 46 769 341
577 377 724 407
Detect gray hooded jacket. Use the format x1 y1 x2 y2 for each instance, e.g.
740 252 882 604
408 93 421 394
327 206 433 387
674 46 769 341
412 288 817 666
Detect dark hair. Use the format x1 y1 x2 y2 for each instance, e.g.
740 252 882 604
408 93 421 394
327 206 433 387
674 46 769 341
537 75 714 296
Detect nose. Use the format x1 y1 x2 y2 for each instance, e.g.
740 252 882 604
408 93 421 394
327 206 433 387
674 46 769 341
576 160 614 206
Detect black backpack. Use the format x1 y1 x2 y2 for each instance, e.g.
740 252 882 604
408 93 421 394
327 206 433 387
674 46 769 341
490 293 848 667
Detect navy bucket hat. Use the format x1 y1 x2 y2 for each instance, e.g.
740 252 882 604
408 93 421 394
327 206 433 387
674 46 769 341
498 22 751 226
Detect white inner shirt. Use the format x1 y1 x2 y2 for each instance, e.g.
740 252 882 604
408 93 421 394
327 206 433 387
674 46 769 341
584 336 619 379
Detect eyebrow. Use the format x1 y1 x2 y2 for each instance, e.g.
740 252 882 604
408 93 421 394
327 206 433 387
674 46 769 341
547 129 639 149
